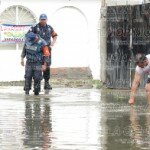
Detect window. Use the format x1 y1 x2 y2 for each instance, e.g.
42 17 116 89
0 5 36 50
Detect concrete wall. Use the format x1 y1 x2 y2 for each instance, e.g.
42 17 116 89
0 0 101 81
106 0 150 5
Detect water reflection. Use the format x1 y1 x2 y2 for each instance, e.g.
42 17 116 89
129 105 150 149
49 89 102 150
23 96 52 149
2 88 150 149
21 88 102 150
129 106 142 146
102 90 150 150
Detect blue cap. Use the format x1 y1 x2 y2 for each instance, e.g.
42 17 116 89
26 32 37 42
39 14 47 20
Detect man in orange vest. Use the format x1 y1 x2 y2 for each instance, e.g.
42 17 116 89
28 14 58 90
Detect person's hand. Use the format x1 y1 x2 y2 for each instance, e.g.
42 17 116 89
128 98 135 105
21 59 24 66
42 64 46 71
50 42 54 47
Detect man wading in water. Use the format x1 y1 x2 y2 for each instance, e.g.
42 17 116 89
129 53 150 105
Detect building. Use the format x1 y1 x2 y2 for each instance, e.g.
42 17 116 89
0 0 100 81
0 0 149 86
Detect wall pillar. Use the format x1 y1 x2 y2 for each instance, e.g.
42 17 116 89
100 0 107 82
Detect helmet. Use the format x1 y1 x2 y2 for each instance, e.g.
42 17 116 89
39 14 47 20
26 32 37 42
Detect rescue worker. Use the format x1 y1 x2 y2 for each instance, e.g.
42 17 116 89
21 32 50 95
128 53 150 104
28 13 58 90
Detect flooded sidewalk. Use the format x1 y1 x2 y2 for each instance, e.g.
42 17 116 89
0 87 150 150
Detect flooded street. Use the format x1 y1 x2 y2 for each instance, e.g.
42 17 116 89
0 87 150 150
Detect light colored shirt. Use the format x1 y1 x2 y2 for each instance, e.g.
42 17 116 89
135 54 150 77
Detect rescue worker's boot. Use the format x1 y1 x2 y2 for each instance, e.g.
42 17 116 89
34 90 39 95
25 90 29 95
34 80 41 95
44 80 52 90
24 79 32 95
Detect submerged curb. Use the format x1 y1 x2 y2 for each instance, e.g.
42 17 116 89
0 79 96 89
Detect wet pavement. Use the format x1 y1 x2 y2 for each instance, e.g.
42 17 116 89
0 87 150 150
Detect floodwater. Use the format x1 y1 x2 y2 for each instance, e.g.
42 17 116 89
0 87 150 150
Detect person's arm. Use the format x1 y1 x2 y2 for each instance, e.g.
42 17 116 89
128 72 141 104
51 31 57 47
21 44 26 66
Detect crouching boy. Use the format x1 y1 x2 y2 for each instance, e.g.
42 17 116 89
21 32 50 95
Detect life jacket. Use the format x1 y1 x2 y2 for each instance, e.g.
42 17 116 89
32 24 53 45
25 39 44 63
